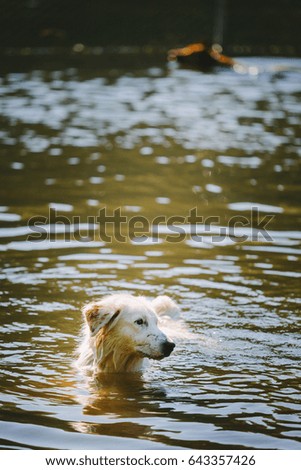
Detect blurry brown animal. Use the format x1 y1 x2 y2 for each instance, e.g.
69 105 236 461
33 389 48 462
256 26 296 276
168 43 235 70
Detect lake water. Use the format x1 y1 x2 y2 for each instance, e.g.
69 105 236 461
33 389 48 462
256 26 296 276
0 53 301 450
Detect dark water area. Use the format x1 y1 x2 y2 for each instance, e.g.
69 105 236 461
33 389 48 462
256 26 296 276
1 0 301 56
0 53 301 450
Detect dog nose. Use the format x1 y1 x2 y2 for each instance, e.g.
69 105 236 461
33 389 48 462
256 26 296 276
162 340 175 357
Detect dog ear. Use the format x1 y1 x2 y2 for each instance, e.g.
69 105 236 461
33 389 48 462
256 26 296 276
82 301 121 336
152 295 180 319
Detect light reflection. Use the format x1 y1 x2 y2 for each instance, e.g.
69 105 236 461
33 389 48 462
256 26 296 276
0 56 300 451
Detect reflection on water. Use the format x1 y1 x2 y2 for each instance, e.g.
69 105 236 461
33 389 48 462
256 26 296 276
0 55 301 450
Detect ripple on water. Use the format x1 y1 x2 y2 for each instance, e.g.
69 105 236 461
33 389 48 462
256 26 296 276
0 57 300 450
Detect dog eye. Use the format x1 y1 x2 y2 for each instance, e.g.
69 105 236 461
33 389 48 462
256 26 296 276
135 318 144 326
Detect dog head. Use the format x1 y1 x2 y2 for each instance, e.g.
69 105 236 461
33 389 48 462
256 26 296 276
82 294 176 360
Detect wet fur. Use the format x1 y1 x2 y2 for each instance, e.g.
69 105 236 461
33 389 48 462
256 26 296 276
76 294 179 373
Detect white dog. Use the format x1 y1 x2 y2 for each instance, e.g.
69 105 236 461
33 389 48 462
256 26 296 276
76 294 179 373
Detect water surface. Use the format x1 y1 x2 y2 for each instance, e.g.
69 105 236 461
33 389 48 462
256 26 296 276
0 55 301 450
